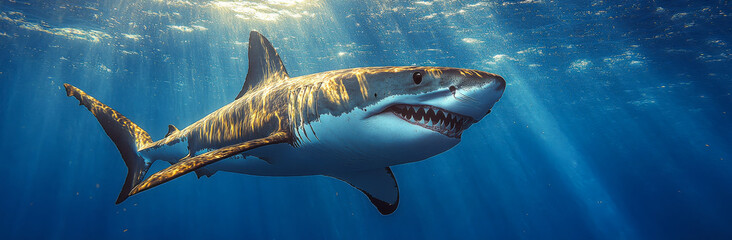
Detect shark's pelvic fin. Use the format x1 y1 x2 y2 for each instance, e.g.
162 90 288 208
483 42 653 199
328 167 400 215
165 124 179 138
235 31 289 100
129 131 291 196
63 83 153 204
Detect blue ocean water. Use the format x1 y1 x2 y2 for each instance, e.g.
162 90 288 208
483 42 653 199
1 0 730 239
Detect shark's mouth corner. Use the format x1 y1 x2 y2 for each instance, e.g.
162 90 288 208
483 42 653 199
382 104 475 138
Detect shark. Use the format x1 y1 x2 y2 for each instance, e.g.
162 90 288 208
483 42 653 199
63 31 505 215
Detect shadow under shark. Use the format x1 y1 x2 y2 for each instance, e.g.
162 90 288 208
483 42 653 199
63 31 506 215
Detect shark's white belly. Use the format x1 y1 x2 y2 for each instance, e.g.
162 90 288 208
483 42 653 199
207 107 459 176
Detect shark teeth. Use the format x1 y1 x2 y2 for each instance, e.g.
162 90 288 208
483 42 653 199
386 104 474 138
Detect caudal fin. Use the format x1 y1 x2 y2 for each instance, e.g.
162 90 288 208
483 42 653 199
63 83 153 204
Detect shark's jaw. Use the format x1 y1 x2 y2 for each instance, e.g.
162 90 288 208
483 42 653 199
381 104 475 139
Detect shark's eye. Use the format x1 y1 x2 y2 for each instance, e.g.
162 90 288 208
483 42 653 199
413 72 423 84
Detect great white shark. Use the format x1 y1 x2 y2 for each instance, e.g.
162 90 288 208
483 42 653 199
63 31 505 215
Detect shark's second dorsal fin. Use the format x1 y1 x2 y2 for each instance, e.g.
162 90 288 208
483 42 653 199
165 124 179 138
235 31 289 100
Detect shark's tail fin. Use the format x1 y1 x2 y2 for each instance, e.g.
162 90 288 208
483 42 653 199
64 83 153 204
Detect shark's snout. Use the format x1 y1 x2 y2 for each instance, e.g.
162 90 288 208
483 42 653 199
494 75 506 92
445 73 505 122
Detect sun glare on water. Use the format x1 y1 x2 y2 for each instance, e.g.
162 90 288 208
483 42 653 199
212 0 317 21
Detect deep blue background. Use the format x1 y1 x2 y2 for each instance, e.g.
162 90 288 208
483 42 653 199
1 0 730 239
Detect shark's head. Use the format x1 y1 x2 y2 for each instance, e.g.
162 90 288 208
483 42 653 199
296 66 505 169
366 67 504 137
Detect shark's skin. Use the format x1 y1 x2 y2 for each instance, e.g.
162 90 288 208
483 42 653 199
63 31 505 215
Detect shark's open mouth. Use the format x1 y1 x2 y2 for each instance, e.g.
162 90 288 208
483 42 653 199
384 104 475 138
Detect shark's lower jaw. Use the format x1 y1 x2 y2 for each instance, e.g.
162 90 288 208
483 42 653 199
384 104 475 138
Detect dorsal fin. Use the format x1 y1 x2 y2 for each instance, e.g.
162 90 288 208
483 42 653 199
165 124 178 138
235 31 289 100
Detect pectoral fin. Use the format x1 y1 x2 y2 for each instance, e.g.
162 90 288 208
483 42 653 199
129 132 290 196
328 167 399 215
